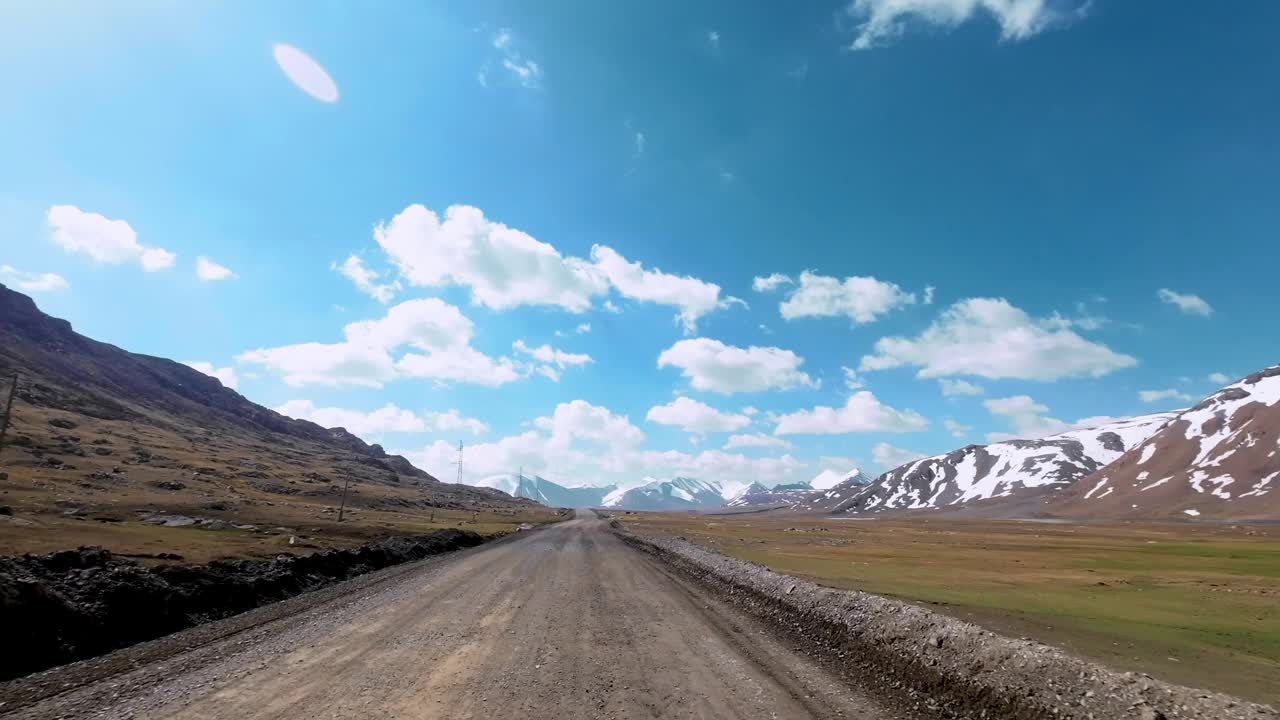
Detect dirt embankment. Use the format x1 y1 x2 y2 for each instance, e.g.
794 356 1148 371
0 529 487 681
613 524 1277 720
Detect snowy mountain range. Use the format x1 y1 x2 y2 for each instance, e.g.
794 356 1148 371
817 414 1178 516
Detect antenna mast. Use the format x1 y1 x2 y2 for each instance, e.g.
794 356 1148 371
455 441 464 484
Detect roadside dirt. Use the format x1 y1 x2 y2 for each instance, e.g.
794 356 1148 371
1 512 916 720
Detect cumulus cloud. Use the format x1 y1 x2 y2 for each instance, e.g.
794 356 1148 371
590 246 733 333
752 273 793 292
512 340 592 369
773 391 928 435
398 400 808 489
779 271 918 324
860 297 1137 381
196 256 237 282
872 442 925 469
724 433 793 450
943 418 972 438
646 397 751 435
658 338 815 394
48 205 176 272
1157 288 1213 317
427 409 490 435
183 361 239 389
845 0 1086 50
272 44 339 102
939 378 983 396
275 399 426 436
1207 372 1232 385
1138 388 1194 404
334 255 399 303
0 265 68 293
370 204 732 332
237 298 519 387
983 395 1128 442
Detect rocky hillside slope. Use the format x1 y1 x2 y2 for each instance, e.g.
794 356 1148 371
0 284 532 516
791 469 874 512
602 476 726 511
1048 366 1280 520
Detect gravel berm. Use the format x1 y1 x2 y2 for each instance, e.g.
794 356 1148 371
613 522 1278 720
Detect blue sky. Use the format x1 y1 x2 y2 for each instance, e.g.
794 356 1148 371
3 1 1278 490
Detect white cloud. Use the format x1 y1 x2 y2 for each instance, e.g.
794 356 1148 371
872 442 925 469
512 340 592 369
491 29 542 89
48 205 176 272
1157 288 1213 317
923 286 935 305
426 410 489 435
707 30 721 50
590 245 730 333
773 391 928 435
603 300 621 314
983 395 1128 442
238 298 519 387
846 0 1085 51
399 401 810 489
575 322 591 334
634 131 646 157
272 44 339 103
860 297 1137 381
183 361 239 389
141 248 177 272
646 397 751 435
374 204 605 313
779 271 918 324
741 406 759 416
943 418 972 438
0 265 68 293
196 256 237 282
939 378 983 396
752 273 793 292
1208 372 1232 385
334 255 398 303
842 366 865 390
658 338 815 394
272 402 487 440
275 399 426 436
533 399 646 451
370 203 732 331
513 340 592 380
1138 388 1194 404
724 433 793 450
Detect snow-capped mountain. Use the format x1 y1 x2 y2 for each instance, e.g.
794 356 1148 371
476 474 614 508
1048 366 1280 520
792 469 874 512
826 413 1177 516
601 476 727 511
726 481 817 508
809 467 869 491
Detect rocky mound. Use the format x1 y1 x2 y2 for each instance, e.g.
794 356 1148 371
0 528 486 680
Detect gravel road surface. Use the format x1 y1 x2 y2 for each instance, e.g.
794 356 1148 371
3 511 913 719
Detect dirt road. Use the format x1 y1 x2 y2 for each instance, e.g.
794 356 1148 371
6 512 914 719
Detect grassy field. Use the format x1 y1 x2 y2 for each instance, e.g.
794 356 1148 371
619 512 1280 706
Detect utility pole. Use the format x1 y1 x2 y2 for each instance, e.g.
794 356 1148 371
0 373 18 464
336 474 352 522
455 441 464 485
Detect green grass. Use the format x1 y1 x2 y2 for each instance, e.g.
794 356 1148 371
621 513 1280 706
